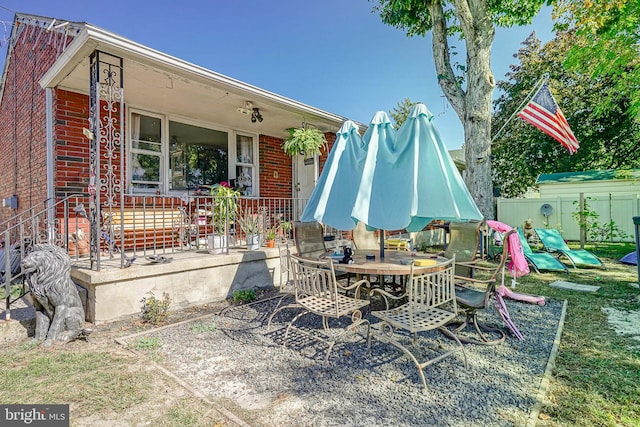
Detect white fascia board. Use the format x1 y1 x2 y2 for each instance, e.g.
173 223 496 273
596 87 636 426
40 24 362 129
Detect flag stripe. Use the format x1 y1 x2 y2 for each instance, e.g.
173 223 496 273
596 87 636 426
520 113 577 152
517 81 580 154
520 102 579 146
519 107 579 150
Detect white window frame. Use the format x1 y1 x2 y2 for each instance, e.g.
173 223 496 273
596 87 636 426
129 110 164 193
232 131 259 197
127 108 260 195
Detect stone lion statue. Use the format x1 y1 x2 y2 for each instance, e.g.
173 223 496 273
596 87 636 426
21 243 87 346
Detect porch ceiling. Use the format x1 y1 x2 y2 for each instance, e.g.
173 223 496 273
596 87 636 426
41 26 358 139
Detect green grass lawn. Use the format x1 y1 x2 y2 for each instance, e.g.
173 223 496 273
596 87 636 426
516 242 640 426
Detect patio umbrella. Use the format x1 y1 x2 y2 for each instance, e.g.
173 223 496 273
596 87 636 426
302 103 483 258
352 103 483 232
300 120 367 230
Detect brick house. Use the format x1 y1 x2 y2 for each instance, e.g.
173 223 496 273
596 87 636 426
0 12 359 322
0 12 349 227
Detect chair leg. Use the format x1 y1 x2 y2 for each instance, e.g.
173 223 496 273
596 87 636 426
373 322 466 392
442 312 506 346
267 297 300 328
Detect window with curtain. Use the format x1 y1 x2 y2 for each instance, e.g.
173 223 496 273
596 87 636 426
129 111 257 195
130 113 162 191
235 133 256 196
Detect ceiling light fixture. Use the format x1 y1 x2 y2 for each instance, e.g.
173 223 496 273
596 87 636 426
251 107 263 123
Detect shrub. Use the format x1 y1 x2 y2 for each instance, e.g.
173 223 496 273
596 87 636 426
140 291 171 325
232 289 256 303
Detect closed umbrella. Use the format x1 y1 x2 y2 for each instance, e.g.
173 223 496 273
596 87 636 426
302 103 483 258
353 103 482 232
300 120 366 230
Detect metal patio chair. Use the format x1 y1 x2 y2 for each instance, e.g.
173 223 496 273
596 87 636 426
370 257 467 391
281 254 371 364
442 229 517 345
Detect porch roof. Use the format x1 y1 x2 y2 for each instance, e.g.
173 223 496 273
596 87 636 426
32 13 362 139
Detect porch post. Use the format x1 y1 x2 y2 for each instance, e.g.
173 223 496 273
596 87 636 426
88 51 124 270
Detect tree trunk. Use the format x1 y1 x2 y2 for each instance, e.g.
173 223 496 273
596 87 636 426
428 1 496 219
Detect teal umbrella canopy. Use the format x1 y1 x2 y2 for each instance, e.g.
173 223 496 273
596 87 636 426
301 103 482 236
300 120 366 230
402 103 483 231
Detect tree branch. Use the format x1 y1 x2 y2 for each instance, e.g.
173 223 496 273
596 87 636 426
427 2 465 118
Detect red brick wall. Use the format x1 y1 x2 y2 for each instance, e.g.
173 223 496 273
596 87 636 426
0 22 66 222
258 135 291 198
54 90 91 195
53 90 123 199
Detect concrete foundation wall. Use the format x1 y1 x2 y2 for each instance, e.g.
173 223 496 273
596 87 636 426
71 249 282 323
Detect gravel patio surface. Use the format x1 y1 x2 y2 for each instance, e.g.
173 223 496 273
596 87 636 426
121 295 566 427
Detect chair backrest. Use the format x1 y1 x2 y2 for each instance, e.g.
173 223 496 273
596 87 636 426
535 228 570 251
293 221 327 258
516 228 534 255
444 220 482 276
472 228 516 308
289 254 341 317
406 257 456 316
352 221 380 251
444 221 482 261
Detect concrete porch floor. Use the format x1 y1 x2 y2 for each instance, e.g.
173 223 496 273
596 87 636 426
70 246 283 324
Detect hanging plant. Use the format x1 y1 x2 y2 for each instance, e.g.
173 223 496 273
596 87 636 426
281 127 327 157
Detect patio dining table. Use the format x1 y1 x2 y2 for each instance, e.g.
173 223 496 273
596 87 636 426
321 250 450 277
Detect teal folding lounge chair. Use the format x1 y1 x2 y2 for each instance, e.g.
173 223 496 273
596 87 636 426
534 228 606 269
516 228 569 274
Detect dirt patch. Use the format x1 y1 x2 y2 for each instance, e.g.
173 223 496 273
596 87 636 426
1 298 244 427
602 294 640 349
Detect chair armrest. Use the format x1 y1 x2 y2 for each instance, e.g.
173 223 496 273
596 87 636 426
369 287 409 311
337 278 370 299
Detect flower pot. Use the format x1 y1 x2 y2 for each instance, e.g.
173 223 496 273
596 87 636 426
265 239 275 248
247 234 260 250
68 240 89 257
208 234 228 254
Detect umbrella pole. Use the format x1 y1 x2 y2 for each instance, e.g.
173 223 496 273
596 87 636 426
380 230 385 259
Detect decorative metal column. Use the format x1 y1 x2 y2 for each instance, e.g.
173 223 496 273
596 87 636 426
88 51 124 270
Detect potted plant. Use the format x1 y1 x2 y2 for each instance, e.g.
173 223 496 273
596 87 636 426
264 225 279 248
279 219 293 241
281 127 327 157
238 212 263 250
209 182 241 253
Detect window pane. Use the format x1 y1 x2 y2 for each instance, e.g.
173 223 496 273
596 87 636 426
132 152 160 183
169 121 228 191
132 114 161 152
236 134 254 164
236 165 253 196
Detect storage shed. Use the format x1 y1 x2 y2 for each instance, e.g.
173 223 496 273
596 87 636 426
538 169 640 198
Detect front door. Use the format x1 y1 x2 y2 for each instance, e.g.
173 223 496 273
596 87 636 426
294 154 318 219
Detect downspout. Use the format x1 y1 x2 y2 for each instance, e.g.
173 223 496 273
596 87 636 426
45 87 55 237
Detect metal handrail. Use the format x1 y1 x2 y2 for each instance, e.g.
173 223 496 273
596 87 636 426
1 193 311 319
2 194 87 320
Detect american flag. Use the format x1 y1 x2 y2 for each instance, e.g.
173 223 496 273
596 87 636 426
517 81 580 154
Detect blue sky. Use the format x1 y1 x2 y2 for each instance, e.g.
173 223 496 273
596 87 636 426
0 1 555 149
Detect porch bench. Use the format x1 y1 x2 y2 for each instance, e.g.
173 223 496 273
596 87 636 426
102 208 185 251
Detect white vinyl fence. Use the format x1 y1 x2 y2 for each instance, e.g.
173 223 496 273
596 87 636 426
496 193 640 242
